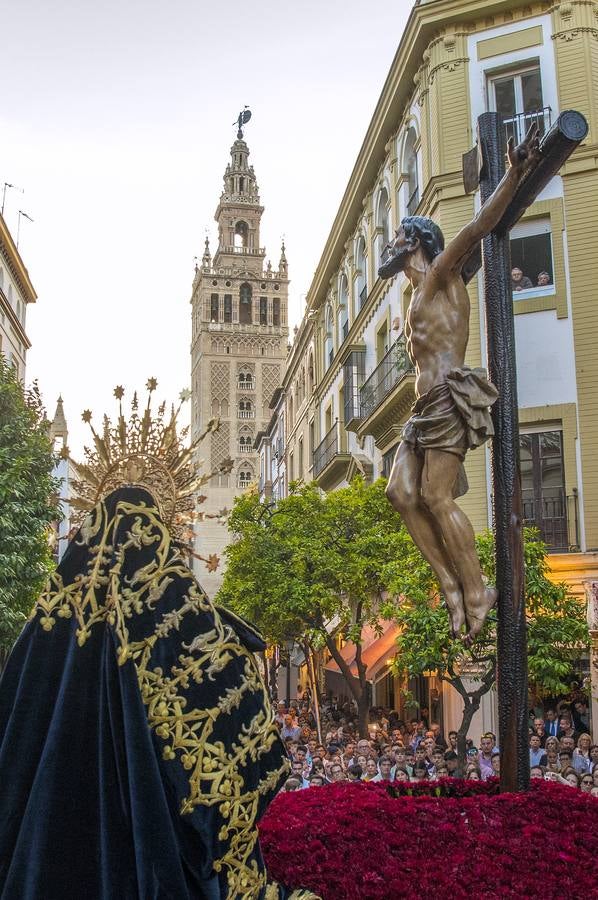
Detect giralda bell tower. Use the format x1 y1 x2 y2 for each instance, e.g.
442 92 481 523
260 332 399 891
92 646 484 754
190 111 289 597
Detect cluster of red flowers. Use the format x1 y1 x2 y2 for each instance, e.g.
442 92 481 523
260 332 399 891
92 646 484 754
259 779 598 899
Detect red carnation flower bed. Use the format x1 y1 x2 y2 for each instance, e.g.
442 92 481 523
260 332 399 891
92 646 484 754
259 780 598 899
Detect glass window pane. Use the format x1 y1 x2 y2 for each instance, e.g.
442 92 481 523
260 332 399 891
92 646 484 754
510 232 553 290
521 69 543 113
494 77 516 118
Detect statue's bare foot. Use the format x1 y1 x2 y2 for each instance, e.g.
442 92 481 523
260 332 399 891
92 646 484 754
463 587 497 647
442 585 466 638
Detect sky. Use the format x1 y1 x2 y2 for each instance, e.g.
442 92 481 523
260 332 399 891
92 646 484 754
1 0 411 452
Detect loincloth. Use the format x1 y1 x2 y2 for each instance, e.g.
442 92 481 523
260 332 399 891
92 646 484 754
401 367 498 498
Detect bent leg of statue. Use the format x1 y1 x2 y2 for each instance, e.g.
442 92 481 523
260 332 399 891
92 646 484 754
386 442 466 636
420 448 497 644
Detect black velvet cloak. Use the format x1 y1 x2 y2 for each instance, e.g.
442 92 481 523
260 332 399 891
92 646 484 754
0 487 289 900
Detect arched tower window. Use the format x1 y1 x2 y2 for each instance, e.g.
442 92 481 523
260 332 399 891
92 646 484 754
234 221 249 249
238 370 254 390
308 352 315 394
238 428 253 453
239 283 252 324
237 466 254 488
238 399 254 418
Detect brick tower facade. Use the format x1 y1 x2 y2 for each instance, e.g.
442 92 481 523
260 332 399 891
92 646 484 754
190 127 289 596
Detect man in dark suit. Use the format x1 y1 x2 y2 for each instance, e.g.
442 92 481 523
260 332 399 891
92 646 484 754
544 709 560 739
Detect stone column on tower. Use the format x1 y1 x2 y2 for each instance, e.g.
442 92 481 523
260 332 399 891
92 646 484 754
189 129 289 597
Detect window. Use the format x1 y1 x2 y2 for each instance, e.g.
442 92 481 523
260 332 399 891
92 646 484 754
239 433 253 453
298 438 304 478
520 430 568 549
338 275 349 344
324 304 334 370
238 467 253 488
238 399 254 418
375 187 390 265
210 294 219 323
272 297 280 326
260 296 268 325
239 283 252 323
488 65 548 144
355 236 367 312
309 420 315 457
238 370 254 390
289 452 294 483
308 353 315 394
402 126 419 217
382 444 398 479
376 322 389 363
343 350 366 423
234 221 248 249
510 218 555 298
223 294 232 323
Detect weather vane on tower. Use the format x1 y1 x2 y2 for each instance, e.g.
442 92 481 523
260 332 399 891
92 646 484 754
234 106 252 139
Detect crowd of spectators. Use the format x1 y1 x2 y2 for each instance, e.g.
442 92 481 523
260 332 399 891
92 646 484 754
511 266 552 291
274 690 597 798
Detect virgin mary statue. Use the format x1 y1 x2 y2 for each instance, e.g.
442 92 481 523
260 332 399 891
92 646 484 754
0 382 289 900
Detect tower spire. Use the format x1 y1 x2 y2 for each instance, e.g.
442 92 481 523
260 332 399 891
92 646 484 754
50 395 68 450
279 239 288 276
202 235 211 268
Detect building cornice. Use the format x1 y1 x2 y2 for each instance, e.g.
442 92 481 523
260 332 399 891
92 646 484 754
0 214 37 305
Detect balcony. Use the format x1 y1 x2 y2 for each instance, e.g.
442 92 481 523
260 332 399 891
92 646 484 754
220 245 266 256
238 381 255 391
239 444 253 453
406 185 420 217
356 335 415 447
502 106 551 146
312 421 352 490
522 489 579 552
238 410 255 419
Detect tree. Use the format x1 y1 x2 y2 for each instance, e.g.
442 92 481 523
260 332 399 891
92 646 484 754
391 529 590 768
0 358 60 660
218 478 429 736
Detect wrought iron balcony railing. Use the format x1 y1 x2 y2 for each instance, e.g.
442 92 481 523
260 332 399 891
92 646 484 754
502 106 552 146
522 488 578 551
313 421 339 478
359 335 414 419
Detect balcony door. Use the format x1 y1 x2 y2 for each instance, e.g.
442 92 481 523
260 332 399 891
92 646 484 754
489 66 546 143
520 430 567 549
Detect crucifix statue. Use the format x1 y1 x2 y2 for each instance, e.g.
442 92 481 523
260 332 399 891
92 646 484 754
380 107 587 791
379 127 539 645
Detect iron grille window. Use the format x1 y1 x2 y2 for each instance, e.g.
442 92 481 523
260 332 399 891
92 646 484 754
520 430 568 550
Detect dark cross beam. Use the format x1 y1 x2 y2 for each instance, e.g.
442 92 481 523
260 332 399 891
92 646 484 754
462 110 588 793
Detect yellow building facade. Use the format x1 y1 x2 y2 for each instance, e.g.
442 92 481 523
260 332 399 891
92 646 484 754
266 0 598 734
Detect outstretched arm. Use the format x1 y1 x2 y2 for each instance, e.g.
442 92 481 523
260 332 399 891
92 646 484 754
434 125 540 278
